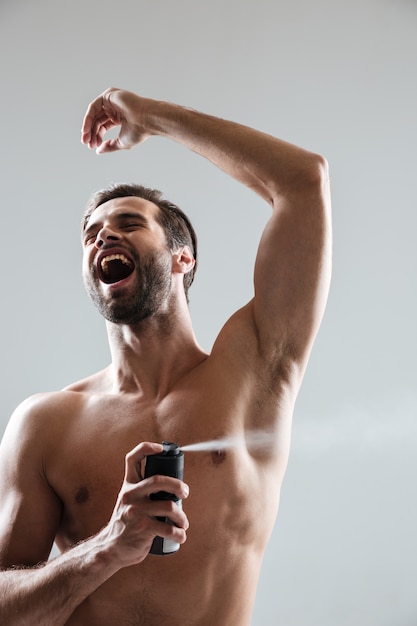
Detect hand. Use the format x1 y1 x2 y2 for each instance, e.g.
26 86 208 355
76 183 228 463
81 87 154 154
101 442 189 568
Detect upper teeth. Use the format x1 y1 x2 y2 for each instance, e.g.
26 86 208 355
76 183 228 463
101 253 133 272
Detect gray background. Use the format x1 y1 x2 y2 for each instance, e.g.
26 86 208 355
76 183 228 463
1 0 416 624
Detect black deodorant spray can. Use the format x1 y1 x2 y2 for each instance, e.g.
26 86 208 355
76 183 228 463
144 442 184 556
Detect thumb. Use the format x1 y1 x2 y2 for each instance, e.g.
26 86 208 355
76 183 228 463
96 137 126 154
124 441 164 483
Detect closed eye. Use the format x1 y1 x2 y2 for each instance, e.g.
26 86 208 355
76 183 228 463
82 211 149 245
83 230 98 245
122 222 145 230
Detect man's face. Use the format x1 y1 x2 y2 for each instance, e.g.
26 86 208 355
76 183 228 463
82 197 173 325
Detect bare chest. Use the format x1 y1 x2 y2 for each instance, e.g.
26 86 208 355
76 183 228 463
48 390 276 549
46 383 285 626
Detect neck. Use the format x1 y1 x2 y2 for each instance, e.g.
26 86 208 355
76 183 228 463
105 305 206 398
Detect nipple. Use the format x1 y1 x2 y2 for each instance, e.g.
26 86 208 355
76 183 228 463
211 449 227 465
75 487 90 504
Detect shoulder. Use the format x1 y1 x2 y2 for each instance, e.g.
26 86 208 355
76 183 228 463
2 366 112 452
63 366 112 393
2 390 85 452
14 389 84 419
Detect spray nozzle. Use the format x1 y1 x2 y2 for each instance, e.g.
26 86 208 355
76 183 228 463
161 441 181 456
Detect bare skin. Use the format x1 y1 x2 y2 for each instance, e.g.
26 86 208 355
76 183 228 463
0 88 332 625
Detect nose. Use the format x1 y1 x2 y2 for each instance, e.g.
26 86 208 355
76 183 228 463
95 225 120 249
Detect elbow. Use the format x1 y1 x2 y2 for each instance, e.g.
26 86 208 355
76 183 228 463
278 152 330 201
316 154 331 209
316 154 330 192
302 152 330 189
296 153 331 215
268 152 331 211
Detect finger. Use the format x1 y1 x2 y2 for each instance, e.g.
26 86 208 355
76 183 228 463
93 118 116 149
96 137 125 154
81 89 116 146
81 96 105 145
146 500 189 530
121 474 189 506
87 112 119 150
153 517 188 544
82 87 122 145
141 474 190 501
124 442 163 484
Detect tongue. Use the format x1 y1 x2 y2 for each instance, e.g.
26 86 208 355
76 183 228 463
103 259 134 284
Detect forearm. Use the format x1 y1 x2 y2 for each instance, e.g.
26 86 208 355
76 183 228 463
0 534 118 626
84 88 327 206
145 99 325 206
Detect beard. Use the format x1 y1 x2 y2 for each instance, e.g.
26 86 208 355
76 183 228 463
84 250 173 325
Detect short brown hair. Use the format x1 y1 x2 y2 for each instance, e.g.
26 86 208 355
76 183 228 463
82 183 198 300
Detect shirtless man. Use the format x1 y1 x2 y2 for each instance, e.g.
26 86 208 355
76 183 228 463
0 88 332 625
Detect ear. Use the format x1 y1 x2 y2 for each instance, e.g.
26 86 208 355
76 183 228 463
171 245 195 275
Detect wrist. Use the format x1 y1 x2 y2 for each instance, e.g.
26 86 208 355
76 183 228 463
83 526 125 577
142 97 189 139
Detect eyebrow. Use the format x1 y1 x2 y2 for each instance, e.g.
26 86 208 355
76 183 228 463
83 211 149 239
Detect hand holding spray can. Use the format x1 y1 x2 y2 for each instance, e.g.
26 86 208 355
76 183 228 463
144 442 184 555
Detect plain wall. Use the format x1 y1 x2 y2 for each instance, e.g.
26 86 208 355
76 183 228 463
1 1 416 623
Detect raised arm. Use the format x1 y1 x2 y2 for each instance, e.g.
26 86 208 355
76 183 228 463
82 88 332 373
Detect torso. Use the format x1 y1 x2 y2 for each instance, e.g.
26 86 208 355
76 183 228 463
41 318 296 625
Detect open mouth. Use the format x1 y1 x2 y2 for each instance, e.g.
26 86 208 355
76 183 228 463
98 252 135 285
